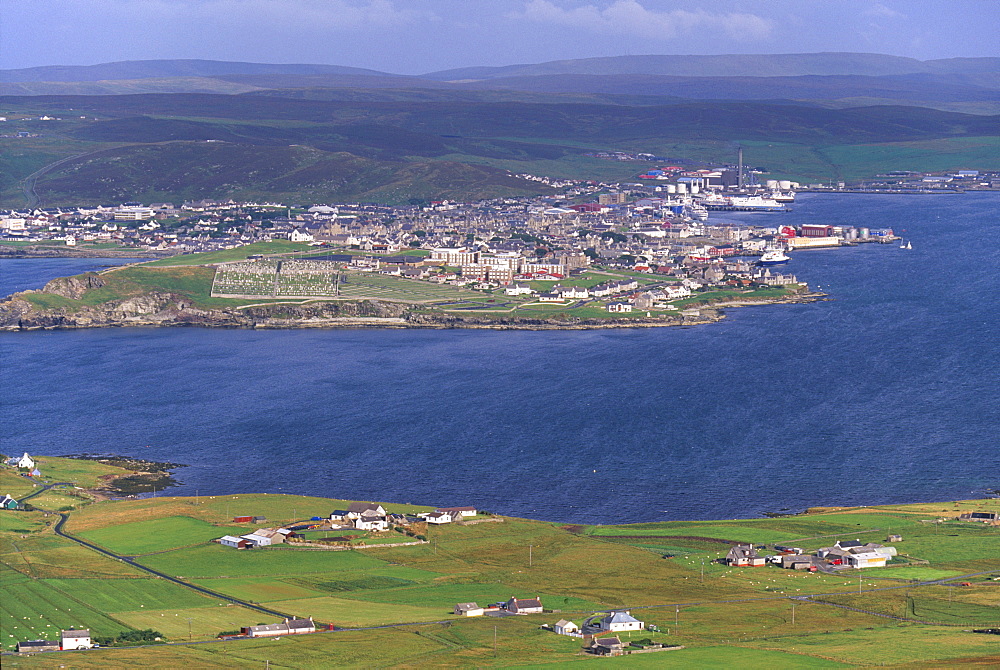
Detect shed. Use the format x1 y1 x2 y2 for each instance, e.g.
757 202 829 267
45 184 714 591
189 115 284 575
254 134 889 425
17 640 60 653
554 619 579 635
219 535 249 549
455 602 485 617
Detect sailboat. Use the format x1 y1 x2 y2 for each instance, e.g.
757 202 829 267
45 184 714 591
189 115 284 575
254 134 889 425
905 241 912 250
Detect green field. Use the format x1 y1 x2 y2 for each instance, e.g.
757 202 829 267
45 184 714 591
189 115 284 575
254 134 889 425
142 240 314 266
140 543 390 578
76 516 247 555
0 454 997 666
337 271 482 302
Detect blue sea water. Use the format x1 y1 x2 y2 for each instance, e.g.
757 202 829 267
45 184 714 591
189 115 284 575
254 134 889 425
2 194 998 523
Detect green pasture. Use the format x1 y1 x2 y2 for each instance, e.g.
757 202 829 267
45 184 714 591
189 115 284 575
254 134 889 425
142 241 314 266
740 624 1000 667
42 577 218 613
113 605 279 640
0 578 132 649
338 271 480 302
339 582 602 613
76 515 246 555
265 595 449 627
139 542 390 578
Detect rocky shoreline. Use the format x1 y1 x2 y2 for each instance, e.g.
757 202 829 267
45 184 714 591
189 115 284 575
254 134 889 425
0 270 824 331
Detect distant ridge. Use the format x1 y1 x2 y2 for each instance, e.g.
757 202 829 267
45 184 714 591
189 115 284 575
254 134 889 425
0 59 396 83
421 53 1000 80
5 54 998 85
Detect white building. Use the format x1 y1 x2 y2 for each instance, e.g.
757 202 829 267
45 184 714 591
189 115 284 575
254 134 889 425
600 610 644 633
9 452 34 469
60 629 92 650
554 619 579 635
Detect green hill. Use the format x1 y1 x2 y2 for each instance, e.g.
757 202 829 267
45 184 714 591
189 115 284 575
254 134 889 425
2 92 998 205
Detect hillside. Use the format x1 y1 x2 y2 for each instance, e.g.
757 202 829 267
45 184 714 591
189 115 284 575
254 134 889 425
2 92 998 205
3 55 999 114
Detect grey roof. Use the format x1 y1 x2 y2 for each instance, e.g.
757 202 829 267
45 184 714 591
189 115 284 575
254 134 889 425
603 611 641 624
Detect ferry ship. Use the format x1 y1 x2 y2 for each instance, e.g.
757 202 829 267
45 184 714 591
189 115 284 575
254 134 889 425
758 249 791 265
699 193 788 212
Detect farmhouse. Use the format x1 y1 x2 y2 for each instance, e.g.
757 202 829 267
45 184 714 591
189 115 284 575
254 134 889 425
506 596 543 614
724 544 766 567
454 602 485 617
61 629 92 650
8 452 35 469
599 610 644 633
437 506 477 517
422 510 454 524
959 511 998 523
1 493 19 510
347 502 387 518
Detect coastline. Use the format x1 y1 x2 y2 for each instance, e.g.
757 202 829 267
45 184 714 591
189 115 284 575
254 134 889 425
0 290 825 332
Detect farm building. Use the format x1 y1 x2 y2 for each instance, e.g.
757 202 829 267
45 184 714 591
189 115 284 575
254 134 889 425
591 636 625 656
423 511 453 525
219 535 250 549
1 493 19 509
554 619 579 635
725 544 766 567
17 640 60 653
437 506 477 517
599 610 644 633
244 618 316 637
61 629 92 650
7 452 35 469
507 596 543 614
454 602 485 617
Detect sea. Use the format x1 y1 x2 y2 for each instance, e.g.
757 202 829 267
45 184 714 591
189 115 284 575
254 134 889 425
2 193 998 524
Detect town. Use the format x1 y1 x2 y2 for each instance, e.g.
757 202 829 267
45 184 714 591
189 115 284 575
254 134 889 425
8 162 972 323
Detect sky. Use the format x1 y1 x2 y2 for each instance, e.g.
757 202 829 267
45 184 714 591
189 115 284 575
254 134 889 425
2 0 998 73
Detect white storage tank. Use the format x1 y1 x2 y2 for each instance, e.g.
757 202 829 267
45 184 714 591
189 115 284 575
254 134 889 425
690 185 700 194
766 180 779 189
676 183 687 194
779 180 792 190
665 184 676 193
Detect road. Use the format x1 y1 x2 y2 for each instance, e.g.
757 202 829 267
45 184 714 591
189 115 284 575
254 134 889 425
50 511 293 619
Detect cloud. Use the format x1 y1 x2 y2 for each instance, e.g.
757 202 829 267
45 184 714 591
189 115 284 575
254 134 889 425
864 3 905 20
509 0 773 41
89 0 434 31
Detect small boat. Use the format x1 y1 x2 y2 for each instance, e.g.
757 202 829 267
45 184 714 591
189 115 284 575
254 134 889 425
900 240 912 249
905 241 912 250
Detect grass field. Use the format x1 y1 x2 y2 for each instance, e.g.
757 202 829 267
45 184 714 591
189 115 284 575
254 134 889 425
140 543 390 579
142 241 314 266
76 516 247 555
0 456 996 667
337 271 481 302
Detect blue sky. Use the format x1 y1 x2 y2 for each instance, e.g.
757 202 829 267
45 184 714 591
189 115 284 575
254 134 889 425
2 0 997 72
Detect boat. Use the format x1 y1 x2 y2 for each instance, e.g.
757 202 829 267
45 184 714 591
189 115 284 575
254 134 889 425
701 194 788 212
758 249 791 265
900 240 912 249
770 190 796 203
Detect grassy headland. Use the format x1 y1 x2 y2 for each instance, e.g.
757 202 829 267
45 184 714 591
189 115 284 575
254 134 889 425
0 453 997 667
